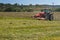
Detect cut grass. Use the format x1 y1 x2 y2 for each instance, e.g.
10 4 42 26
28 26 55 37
0 12 60 20
0 18 60 40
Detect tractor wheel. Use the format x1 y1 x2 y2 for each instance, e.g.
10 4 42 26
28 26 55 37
48 14 53 21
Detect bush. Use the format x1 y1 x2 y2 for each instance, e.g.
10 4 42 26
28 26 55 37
55 8 60 12
26 9 33 12
4 7 13 12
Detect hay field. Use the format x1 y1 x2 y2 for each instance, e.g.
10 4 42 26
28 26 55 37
0 19 60 40
0 12 60 40
0 12 60 20
0 12 36 18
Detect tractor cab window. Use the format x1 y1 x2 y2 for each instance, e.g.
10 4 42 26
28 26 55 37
41 9 52 14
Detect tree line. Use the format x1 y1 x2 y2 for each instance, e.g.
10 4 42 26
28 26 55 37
0 3 35 12
0 3 60 12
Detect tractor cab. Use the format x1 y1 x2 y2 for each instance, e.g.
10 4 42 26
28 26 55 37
41 9 52 14
34 9 53 21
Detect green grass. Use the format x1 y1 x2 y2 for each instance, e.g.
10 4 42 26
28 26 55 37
0 18 60 40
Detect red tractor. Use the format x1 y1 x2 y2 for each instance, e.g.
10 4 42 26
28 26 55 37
33 9 53 21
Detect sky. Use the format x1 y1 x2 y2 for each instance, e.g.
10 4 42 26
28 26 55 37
0 0 60 5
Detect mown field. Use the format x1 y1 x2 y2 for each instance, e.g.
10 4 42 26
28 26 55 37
0 12 60 20
0 12 60 40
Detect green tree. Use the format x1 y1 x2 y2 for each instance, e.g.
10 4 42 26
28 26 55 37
4 7 13 12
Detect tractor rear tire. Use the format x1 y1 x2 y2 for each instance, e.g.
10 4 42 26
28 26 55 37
48 14 53 21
